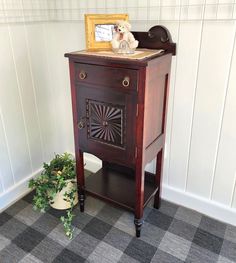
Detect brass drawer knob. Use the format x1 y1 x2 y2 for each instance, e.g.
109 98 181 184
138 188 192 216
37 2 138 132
122 76 130 87
79 71 87 80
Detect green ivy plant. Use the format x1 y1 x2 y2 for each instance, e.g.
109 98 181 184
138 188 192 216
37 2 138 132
29 153 77 239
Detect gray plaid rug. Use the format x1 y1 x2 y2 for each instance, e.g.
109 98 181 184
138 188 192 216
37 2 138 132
0 190 236 262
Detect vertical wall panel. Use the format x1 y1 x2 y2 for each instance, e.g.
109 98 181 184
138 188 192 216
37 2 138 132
211 24 236 205
26 23 57 162
0 25 32 183
168 21 202 190
9 24 43 171
0 108 14 190
187 21 235 197
43 22 81 154
44 22 68 154
233 178 236 208
58 22 85 153
0 169 3 194
162 59 177 184
159 22 181 184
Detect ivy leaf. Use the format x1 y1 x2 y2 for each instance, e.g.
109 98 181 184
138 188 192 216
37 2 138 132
28 152 76 239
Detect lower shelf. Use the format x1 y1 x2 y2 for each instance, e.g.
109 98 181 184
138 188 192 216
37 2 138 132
84 166 158 211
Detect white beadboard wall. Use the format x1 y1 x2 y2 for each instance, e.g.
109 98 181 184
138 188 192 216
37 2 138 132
0 0 236 226
0 0 77 210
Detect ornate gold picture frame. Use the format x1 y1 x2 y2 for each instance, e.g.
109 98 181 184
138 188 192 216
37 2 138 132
85 14 129 51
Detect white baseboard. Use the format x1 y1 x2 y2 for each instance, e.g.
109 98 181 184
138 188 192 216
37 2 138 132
162 184 236 226
0 168 42 213
84 155 236 227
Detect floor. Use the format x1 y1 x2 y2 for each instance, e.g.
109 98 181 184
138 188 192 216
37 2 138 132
0 190 235 262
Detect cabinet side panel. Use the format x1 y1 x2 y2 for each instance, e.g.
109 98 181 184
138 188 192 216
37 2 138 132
68 60 85 187
144 55 172 149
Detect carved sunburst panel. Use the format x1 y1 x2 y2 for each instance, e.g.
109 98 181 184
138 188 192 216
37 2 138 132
87 100 125 148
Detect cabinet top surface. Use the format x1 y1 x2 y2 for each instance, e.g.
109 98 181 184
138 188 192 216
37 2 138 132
65 48 169 67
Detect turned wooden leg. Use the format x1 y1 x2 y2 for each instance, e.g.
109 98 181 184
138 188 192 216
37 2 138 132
134 218 143 238
154 149 163 209
134 163 145 237
78 189 85 212
76 150 85 212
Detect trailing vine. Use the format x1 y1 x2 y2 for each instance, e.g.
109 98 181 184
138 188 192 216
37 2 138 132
29 153 77 238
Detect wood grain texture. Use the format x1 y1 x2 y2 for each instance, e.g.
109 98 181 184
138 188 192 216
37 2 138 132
75 63 138 91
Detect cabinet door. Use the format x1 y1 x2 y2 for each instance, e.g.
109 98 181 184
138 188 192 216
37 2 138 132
76 85 137 167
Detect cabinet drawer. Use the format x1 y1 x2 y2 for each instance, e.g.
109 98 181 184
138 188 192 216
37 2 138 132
75 63 138 91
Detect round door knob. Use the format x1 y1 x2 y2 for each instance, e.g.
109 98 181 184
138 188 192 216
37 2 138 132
79 71 87 80
122 76 130 87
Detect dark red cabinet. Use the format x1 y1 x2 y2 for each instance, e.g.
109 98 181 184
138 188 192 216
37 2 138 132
65 26 176 237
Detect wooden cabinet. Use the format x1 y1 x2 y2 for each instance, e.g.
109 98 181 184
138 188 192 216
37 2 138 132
65 26 176 237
